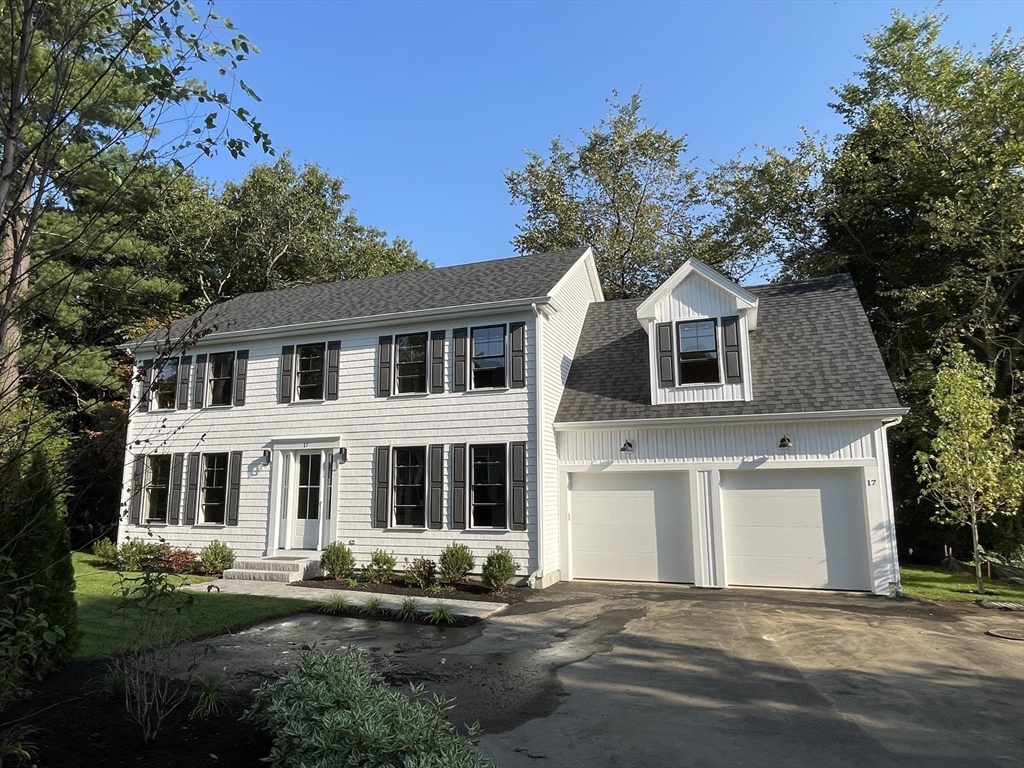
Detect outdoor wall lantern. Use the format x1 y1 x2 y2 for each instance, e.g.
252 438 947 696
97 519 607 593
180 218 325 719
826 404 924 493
620 440 634 454
262 449 272 466
337 447 348 463
778 435 794 451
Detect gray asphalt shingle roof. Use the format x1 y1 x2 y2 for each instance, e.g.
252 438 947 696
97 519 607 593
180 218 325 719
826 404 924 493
555 274 903 423
141 247 588 344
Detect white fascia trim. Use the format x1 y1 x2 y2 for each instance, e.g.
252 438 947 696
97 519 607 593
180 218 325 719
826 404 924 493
124 296 552 354
554 407 910 431
269 436 342 451
636 258 758 323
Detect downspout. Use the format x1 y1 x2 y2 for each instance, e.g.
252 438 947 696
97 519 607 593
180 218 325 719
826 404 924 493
880 415 904 596
528 302 546 588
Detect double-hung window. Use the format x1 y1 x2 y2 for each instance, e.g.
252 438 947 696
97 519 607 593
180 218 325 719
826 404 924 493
393 447 426 527
154 359 178 410
395 333 428 394
471 326 505 389
201 453 229 524
677 320 720 384
209 353 235 405
146 455 172 523
470 444 506 528
296 343 325 400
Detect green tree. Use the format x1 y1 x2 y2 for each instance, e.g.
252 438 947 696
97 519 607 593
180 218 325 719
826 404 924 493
506 91 716 298
917 345 1024 593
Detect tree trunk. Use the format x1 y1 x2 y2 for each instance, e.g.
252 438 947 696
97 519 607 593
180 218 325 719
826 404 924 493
970 511 984 595
0 176 33 402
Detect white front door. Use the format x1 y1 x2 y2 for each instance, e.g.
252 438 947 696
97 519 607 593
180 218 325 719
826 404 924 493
291 452 321 550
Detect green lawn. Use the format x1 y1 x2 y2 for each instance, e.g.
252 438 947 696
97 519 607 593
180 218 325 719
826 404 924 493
900 564 1024 603
73 552 316 658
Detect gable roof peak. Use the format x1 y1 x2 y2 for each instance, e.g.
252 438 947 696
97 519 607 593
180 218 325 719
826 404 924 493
635 257 760 329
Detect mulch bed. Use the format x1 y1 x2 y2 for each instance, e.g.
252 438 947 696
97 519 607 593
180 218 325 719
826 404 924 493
5 659 271 768
294 576 534 605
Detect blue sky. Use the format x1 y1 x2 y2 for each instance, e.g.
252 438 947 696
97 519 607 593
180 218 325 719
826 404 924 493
200 0 1021 267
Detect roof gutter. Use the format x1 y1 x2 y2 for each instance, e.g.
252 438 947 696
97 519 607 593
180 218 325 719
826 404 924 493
554 407 910 431
122 295 554 353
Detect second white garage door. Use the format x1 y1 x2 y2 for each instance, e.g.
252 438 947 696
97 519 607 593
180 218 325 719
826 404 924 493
721 468 871 591
570 472 693 583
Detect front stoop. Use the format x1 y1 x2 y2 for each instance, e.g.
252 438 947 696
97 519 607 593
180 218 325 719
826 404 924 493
223 556 322 583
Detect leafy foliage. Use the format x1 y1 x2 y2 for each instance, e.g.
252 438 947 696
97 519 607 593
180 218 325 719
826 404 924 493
404 557 437 589
196 541 235 575
397 597 420 622
481 547 518 592
438 543 475 584
244 648 492 768
320 542 357 581
363 550 396 584
116 540 171 572
91 539 118 567
427 603 456 625
164 549 199 575
359 596 383 616
916 345 1024 593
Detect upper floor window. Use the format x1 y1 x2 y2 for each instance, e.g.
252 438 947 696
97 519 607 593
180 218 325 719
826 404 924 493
677 319 719 384
296 343 325 400
209 353 235 405
470 443 506 528
395 333 428 394
146 455 171 523
393 446 426 527
201 452 229 524
154 359 178 410
471 325 505 389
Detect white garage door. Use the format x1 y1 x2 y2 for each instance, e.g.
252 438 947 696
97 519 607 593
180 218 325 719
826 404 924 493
570 472 693 583
721 469 871 591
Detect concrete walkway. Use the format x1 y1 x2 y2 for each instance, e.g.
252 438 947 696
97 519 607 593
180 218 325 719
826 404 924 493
182 577 508 619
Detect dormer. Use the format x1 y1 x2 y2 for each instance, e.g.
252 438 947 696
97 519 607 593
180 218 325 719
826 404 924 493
636 258 759 406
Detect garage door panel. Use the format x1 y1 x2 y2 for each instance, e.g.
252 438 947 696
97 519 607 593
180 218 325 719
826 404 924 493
722 469 870 591
571 473 692 584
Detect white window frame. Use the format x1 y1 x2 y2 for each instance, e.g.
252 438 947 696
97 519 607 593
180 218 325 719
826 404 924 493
145 454 172 524
392 445 428 528
674 317 723 387
468 442 508 530
394 332 429 395
207 352 236 407
469 324 507 390
295 342 327 401
199 451 230 525
152 358 179 410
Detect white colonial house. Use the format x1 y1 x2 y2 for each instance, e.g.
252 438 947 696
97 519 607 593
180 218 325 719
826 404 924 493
120 247 907 594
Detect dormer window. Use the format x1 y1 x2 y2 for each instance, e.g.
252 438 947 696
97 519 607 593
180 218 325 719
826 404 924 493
677 320 720 384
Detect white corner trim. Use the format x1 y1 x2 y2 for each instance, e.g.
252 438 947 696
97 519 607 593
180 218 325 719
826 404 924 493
531 305 546 582
554 408 910 431
635 258 759 323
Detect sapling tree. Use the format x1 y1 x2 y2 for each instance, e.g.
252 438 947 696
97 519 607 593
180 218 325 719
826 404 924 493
916 344 1024 594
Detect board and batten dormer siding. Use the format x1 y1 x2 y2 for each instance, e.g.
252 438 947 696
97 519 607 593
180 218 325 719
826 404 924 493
648 274 753 405
118 311 538 570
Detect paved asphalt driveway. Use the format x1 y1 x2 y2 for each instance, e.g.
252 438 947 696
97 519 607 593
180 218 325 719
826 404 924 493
191 582 1023 767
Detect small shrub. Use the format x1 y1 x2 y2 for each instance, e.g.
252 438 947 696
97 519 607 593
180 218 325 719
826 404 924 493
439 543 475 584
427 603 456 625
344 577 358 589
196 541 235 574
323 594 350 615
189 676 231 719
320 542 357 580
164 548 198 574
92 539 118 567
117 540 170 571
404 557 437 589
244 648 491 768
482 546 518 592
100 665 126 699
397 597 420 622
359 596 382 616
362 549 396 583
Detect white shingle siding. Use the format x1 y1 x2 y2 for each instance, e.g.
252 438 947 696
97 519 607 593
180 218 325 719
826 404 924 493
119 311 538 570
538 257 602 580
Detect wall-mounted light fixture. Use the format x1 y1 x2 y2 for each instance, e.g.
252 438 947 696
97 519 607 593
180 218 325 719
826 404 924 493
620 440 634 454
778 435 794 451
337 447 348 463
262 449 272 466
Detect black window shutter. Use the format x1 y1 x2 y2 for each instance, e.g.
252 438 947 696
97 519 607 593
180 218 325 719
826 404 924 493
232 349 249 406
656 323 675 387
168 453 184 525
279 345 294 403
509 322 526 388
129 454 146 523
376 336 392 397
373 446 390 528
510 442 526 531
428 444 443 529
429 330 445 394
138 359 154 412
450 443 466 529
184 453 200 525
326 340 341 400
176 356 192 410
193 354 207 408
452 328 468 392
722 315 742 384
226 451 242 526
